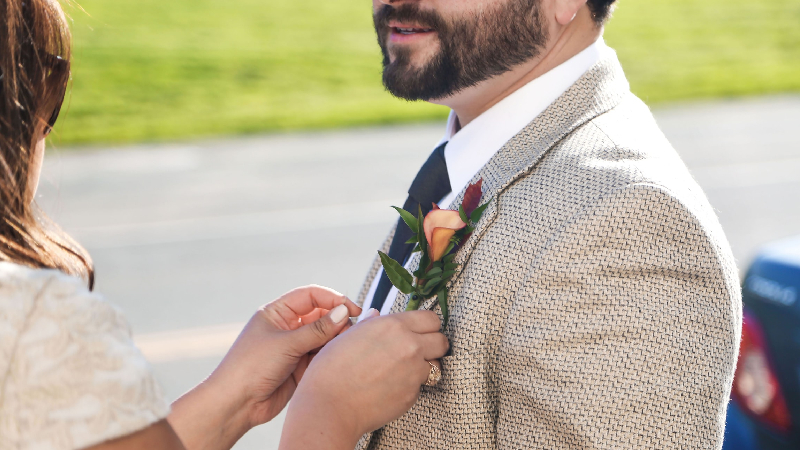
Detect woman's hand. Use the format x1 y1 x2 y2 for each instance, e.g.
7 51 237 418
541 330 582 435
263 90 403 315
215 286 362 424
279 310 450 450
168 285 361 450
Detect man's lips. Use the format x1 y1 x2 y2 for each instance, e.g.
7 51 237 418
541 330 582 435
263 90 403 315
388 23 436 43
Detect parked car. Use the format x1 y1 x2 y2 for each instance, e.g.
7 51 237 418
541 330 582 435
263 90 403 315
724 235 800 449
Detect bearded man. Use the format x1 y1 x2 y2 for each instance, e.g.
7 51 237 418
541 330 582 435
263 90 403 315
355 0 742 448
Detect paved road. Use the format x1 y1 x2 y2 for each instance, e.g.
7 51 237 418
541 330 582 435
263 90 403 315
38 95 800 449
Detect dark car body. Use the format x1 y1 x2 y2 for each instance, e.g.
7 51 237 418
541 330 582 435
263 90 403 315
724 235 800 449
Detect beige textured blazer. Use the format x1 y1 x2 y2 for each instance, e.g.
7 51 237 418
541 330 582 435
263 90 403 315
356 51 742 449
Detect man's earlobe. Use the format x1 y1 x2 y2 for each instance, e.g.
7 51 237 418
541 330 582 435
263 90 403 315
555 0 588 26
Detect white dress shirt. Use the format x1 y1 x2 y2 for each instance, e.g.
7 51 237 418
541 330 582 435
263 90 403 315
358 39 612 321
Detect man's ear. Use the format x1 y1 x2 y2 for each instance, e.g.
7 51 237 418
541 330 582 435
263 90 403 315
554 0 588 26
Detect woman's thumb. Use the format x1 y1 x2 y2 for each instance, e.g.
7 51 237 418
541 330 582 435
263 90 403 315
289 304 350 354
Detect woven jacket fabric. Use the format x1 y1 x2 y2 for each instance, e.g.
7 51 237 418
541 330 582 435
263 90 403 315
355 50 742 449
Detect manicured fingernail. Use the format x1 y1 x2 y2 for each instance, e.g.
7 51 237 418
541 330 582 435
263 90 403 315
330 304 349 324
368 308 380 317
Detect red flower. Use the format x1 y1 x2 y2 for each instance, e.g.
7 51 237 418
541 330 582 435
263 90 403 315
461 179 484 217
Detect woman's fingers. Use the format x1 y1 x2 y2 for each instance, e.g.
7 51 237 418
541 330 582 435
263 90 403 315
299 308 326 325
282 285 352 314
304 286 361 316
392 310 442 334
284 304 353 355
417 332 450 361
362 308 380 321
304 286 361 317
264 285 361 330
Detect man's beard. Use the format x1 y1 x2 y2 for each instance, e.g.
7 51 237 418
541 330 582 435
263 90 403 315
374 0 547 101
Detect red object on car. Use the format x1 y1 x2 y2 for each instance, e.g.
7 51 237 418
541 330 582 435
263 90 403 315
732 308 792 433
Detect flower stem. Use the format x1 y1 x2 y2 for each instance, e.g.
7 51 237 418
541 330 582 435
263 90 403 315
406 294 421 311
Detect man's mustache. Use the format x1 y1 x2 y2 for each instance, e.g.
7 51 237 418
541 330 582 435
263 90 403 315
374 4 447 33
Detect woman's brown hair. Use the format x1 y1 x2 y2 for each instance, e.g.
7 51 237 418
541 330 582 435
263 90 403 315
0 0 93 288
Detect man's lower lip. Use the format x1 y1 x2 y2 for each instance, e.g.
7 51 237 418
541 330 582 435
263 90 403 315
389 30 436 43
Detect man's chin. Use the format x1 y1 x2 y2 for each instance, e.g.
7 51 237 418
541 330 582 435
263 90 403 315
382 72 438 102
381 44 458 101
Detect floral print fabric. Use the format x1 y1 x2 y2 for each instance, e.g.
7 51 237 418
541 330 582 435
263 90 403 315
0 263 169 450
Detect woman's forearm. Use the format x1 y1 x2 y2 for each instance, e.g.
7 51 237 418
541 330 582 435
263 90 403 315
167 377 252 450
279 393 362 450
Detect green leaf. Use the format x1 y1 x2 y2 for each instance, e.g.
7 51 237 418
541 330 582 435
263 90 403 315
393 206 419 234
405 236 419 245
379 251 413 284
458 205 469 223
417 204 427 253
438 288 449 329
424 277 442 291
419 250 431 275
444 262 459 271
426 267 443 277
411 244 421 254
378 251 414 294
470 199 492 223
433 281 449 297
454 227 471 239
443 253 456 263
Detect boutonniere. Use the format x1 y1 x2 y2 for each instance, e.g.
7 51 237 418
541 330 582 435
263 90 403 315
378 179 492 327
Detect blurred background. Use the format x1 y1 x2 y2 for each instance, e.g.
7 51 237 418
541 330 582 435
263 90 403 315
54 0 799 144
38 0 800 448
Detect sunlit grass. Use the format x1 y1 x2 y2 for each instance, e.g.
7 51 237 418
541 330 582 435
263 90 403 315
53 0 800 145
606 0 800 103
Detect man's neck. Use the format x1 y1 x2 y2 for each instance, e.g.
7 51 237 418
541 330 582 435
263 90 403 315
434 6 602 128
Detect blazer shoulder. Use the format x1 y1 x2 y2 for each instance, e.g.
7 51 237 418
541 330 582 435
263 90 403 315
586 93 690 187
511 93 715 233
532 93 690 193
563 182 736 273
526 182 742 334
541 92 714 222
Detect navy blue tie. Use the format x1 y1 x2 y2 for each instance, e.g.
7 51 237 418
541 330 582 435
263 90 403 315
371 143 451 312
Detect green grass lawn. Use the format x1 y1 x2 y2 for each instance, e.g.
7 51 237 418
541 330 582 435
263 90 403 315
53 0 800 145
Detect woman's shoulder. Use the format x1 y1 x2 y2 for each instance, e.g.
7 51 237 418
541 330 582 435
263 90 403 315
0 262 93 352
0 262 170 450
0 260 94 305
0 262 111 353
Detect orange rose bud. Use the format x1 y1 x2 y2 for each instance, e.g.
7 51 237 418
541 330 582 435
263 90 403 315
424 208 467 262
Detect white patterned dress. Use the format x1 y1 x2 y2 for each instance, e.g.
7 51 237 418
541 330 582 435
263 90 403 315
0 263 169 450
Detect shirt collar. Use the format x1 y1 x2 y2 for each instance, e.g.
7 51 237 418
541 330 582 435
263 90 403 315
437 38 611 208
